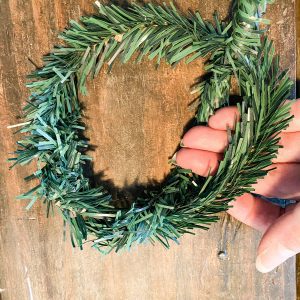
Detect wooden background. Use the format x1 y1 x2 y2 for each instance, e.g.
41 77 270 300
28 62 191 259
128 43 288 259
0 0 297 299
296 0 300 298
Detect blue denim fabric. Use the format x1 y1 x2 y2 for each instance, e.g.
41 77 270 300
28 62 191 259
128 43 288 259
251 193 296 208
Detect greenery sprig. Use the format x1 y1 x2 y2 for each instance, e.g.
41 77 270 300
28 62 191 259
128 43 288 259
9 0 293 254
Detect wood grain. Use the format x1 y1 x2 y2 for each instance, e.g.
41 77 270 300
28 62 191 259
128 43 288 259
0 1 297 299
296 0 300 298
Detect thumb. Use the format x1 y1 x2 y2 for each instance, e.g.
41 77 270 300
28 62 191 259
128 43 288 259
256 202 300 273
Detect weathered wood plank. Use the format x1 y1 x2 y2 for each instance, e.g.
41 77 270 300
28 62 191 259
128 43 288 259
296 0 300 298
0 1 296 299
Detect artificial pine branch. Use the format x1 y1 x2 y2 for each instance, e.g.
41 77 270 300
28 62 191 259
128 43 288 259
195 0 273 121
9 1 293 254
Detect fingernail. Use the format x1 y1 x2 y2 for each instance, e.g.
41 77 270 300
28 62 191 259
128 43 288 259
169 152 177 165
256 244 296 273
180 139 185 147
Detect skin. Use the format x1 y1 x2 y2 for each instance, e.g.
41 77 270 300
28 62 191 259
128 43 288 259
174 99 300 273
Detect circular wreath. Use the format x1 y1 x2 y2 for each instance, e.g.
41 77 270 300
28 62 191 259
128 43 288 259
10 1 293 254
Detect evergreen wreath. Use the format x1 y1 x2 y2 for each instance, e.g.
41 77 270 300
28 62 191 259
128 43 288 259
9 0 294 254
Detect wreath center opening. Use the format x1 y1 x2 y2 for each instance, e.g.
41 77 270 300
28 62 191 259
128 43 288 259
83 60 201 204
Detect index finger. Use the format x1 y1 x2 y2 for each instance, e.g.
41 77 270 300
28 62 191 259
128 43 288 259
208 99 300 132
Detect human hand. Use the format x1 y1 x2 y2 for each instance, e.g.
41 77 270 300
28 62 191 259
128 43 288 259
174 99 300 273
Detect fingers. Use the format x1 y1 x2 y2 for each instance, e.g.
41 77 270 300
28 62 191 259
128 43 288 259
175 148 222 177
252 164 300 200
181 126 228 153
181 125 300 163
176 151 300 199
256 203 300 273
176 100 300 198
227 194 282 233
